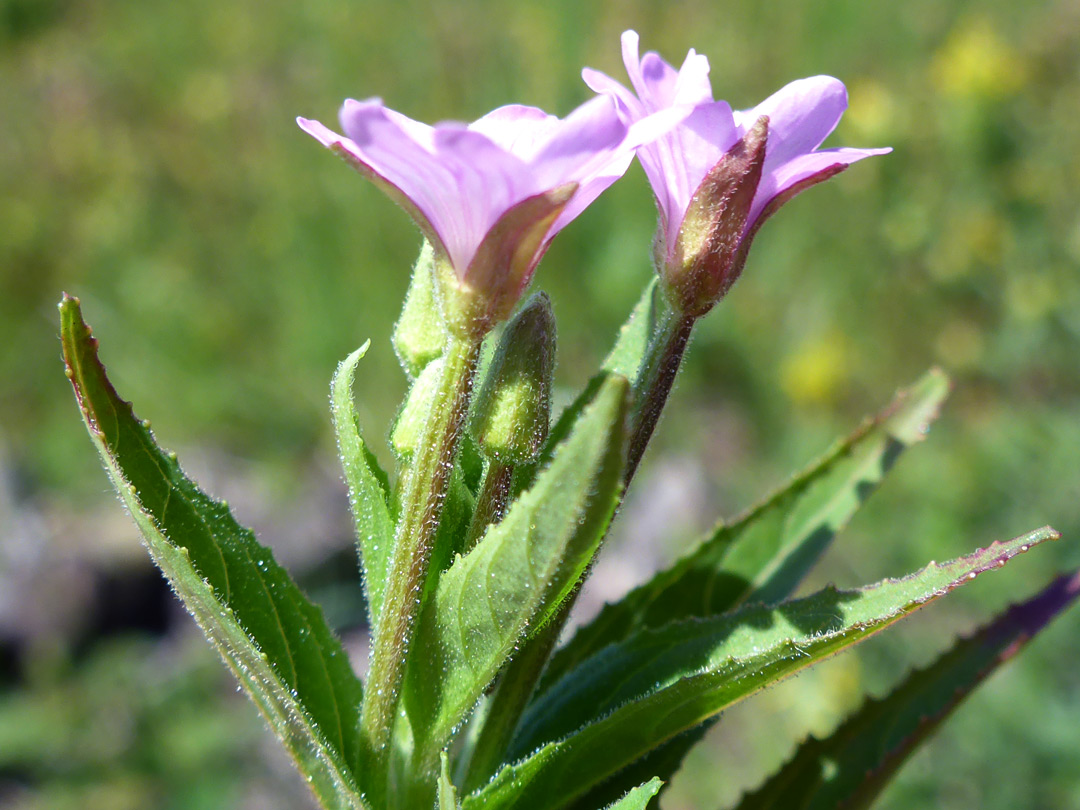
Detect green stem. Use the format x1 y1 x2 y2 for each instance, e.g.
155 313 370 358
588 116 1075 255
462 289 698 787
463 458 515 553
625 308 696 483
362 333 482 760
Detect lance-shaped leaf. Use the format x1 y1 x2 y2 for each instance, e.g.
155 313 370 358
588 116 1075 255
404 375 629 766
603 778 663 810
540 369 949 693
464 526 1058 810
733 569 1080 810
331 344 395 631
60 296 368 810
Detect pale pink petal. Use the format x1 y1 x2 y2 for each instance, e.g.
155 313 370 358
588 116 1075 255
530 95 627 188
429 126 535 269
301 85 670 300
641 101 738 246
467 105 556 159
582 67 644 120
549 154 634 236
671 49 713 107
749 145 892 225
335 99 465 259
737 76 849 169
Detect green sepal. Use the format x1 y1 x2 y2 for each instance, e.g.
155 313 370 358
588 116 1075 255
331 343 395 631
466 526 1058 810
540 369 950 693
393 240 446 377
403 375 630 771
733 569 1080 810
59 296 368 810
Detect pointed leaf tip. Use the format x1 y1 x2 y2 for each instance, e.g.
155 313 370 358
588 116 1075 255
331 341 394 631
478 526 1059 810
541 369 952 695
734 566 1080 810
61 298 369 809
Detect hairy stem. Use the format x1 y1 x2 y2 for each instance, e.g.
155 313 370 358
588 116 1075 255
362 334 482 761
625 307 696 484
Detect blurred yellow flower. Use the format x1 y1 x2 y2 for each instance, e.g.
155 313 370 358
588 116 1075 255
932 17 1029 100
780 331 852 406
843 79 898 142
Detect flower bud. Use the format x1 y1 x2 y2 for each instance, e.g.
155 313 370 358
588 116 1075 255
390 356 444 458
660 116 768 317
392 241 446 377
469 292 556 463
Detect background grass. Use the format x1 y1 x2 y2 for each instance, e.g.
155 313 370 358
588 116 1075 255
2 0 1079 807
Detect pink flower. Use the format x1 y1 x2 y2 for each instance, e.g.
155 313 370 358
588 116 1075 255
298 96 681 330
584 30 891 315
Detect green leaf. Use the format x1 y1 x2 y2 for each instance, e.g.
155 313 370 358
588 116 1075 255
602 277 665 383
732 569 1080 810
601 778 663 810
466 526 1058 810
404 375 630 769
540 369 950 693
527 279 665 483
566 727 708 810
60 296 368 810
331 344 395 632
439 752 461 810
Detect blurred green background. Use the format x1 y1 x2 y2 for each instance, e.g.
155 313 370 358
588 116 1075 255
2 0 1079 807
